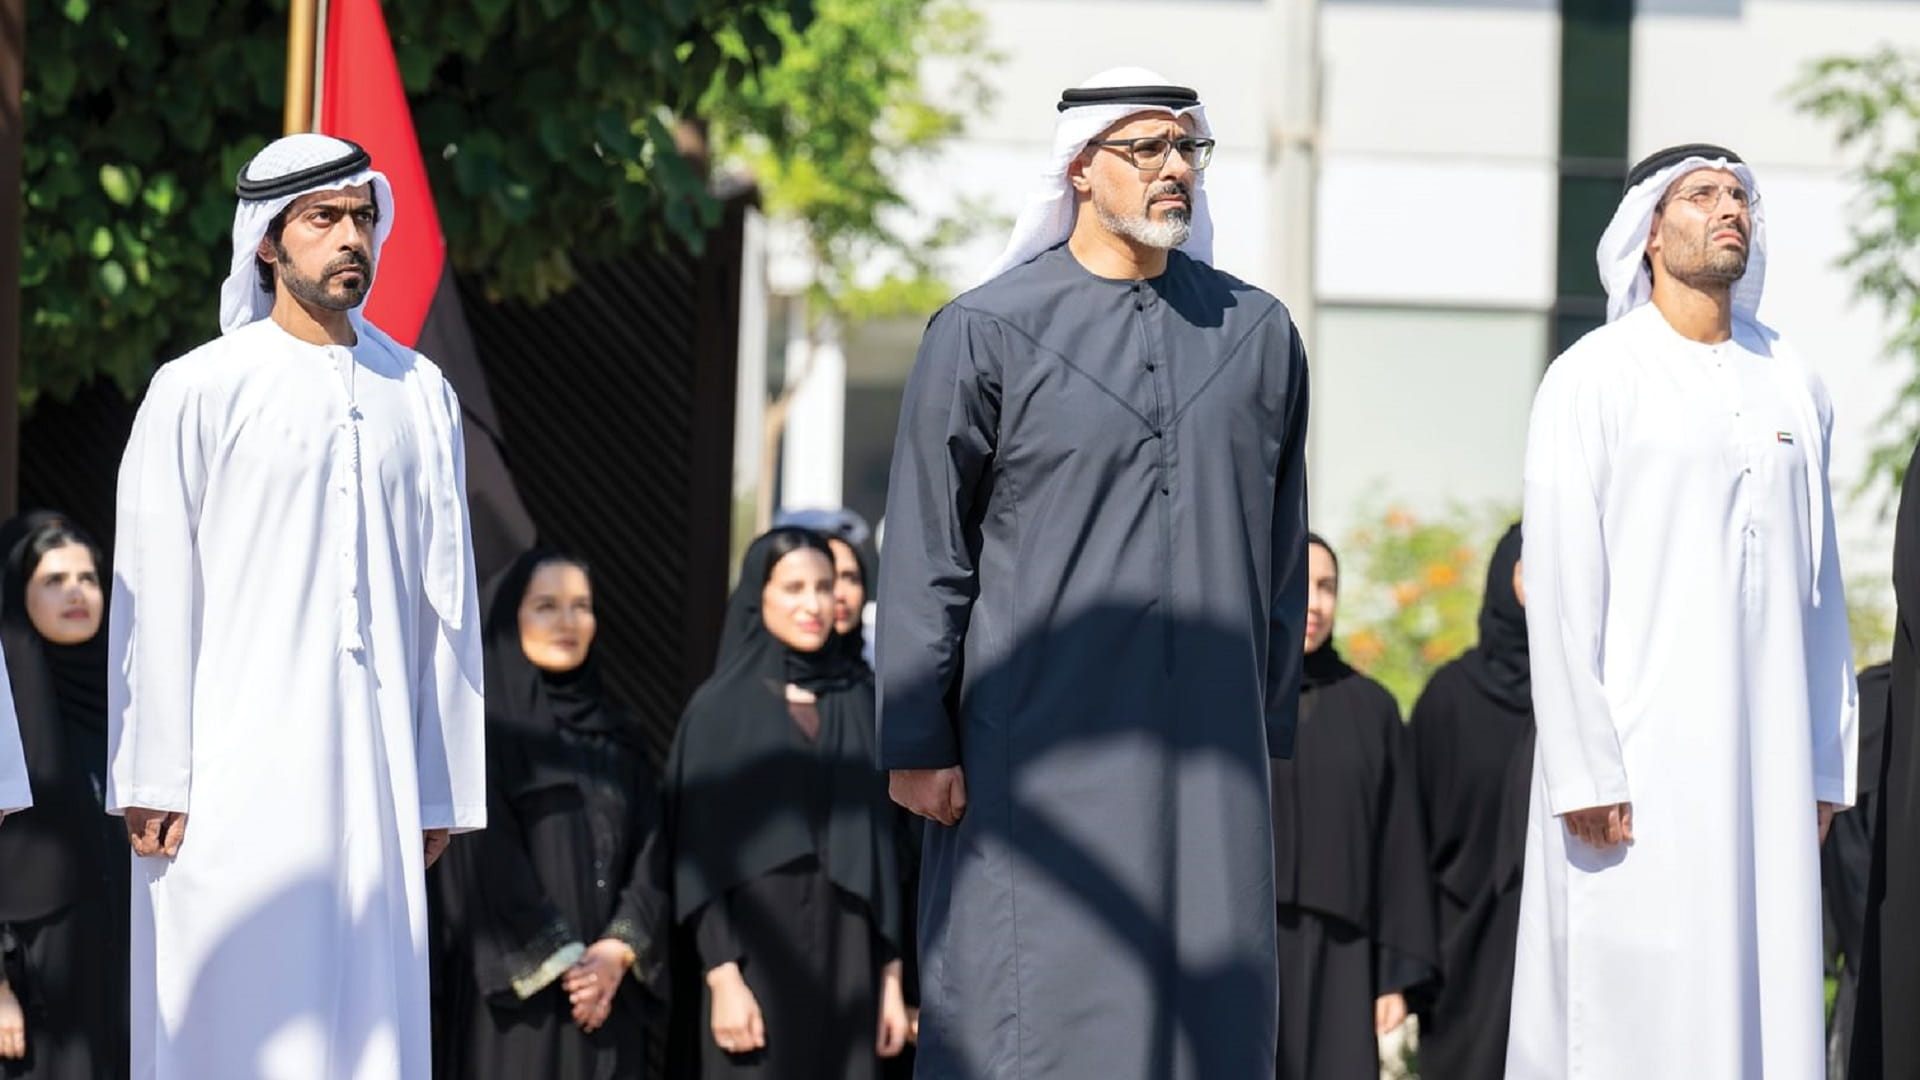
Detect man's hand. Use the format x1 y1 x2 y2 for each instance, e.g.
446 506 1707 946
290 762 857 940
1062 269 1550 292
877 959 910 1057
1560 802 1633 850
889 766 967 826
563 939 634 1033
1374 991 1409 1036
1819 801 1838 846
423 828 450 869
707 962 766 1055
126 808 189 858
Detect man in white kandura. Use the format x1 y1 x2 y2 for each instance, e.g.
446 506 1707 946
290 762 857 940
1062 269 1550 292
109 134 486 1080
1507 142 1856 1077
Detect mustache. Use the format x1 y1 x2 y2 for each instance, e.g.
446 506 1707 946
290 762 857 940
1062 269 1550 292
1707 219 1749 242
326 251 372 276
1145 180 1192 206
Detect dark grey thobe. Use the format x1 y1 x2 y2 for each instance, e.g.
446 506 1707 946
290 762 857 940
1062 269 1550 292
877 243 1311 1079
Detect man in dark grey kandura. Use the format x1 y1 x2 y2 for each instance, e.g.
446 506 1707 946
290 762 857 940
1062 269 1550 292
877 67 1311 1079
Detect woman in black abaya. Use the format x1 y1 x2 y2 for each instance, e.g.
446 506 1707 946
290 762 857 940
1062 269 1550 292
1406 522 1535 1078
1271 534 1437 1079
0 512 127 1080
433 549 670 1080
666 528 907 1079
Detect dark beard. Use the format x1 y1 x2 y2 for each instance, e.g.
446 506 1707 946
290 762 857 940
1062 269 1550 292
1660 220 1748 289
274 241 371 311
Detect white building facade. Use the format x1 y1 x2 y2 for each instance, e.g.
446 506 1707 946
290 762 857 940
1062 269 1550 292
763 0 1917 629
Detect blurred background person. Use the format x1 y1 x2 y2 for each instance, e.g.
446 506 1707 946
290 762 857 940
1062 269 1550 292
1407 522 1534 1078
666 528 907 1079
0 512 126 1078
433 549 670 1079
772 508 877 668
1271 533 1436 1079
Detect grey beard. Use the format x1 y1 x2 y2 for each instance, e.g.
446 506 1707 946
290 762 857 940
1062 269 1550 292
1096 200 1193 250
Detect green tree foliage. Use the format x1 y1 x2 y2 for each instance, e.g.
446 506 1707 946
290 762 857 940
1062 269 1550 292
1334 502 1516 713
23 0 811 405
701 0 994 320
1794 48 1920 509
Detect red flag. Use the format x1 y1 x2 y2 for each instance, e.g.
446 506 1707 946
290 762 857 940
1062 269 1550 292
317 0 442 348
313 0 536 573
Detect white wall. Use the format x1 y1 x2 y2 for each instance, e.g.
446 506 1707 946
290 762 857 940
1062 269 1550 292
1311 0 1562 541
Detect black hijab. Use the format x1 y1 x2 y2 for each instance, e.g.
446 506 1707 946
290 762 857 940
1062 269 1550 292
0 511 114 922
1303 533 1356 691
827 534 877 674
482 549 642 799
665 528 899 944
1460 523 1530 712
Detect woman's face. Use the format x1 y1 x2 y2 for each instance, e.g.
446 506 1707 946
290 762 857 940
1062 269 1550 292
828 539 867 637
518 561 596 673
761 548 834 653
1303 542 1338 654
26 542 103 646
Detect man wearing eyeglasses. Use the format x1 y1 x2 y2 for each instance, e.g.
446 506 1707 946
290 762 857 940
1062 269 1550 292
876 68 1310 1079
1508 143 1856 1076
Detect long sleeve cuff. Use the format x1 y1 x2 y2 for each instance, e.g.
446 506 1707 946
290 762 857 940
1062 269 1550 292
1816 775 1853 808
110 784 191 816
511 940 586 1001
1374 943 1435 997
1543 772 1631 817
602 916 668 995
501 913 587 1000
1265 713 1296 760
877 713 959 770
420 802 487 833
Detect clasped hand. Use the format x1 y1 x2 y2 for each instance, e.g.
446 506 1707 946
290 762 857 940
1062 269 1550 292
563 939 635 1034
889 766 967 826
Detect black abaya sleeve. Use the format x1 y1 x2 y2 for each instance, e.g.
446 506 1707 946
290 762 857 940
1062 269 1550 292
692 891 745 974
462 774 585 1002
1374 942 1432 998
602 785 671 1000
1372 716 1439 999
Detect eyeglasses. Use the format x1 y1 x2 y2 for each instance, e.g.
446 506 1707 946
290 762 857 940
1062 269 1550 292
1661 183 1758 212
1089 136 1216 171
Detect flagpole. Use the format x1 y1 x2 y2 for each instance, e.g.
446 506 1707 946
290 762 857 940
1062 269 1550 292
284 0 318 134
311 0 330 133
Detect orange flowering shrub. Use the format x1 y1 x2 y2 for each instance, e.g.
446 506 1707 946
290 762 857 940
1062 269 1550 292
1332 502 1516 711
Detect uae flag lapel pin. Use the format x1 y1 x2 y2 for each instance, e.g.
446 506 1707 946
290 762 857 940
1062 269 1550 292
1776 431 1795 445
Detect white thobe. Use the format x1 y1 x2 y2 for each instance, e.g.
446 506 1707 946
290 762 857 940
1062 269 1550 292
108 316 486 1080
0 657 25 814
1507 303 1857 1078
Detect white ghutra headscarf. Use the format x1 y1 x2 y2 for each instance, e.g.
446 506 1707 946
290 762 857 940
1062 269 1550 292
979 67 1214 285
218 133 395 334
1596 142 1766 324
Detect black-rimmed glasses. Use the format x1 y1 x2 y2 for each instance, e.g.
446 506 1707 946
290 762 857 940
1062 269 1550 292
1089 135 1216 171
